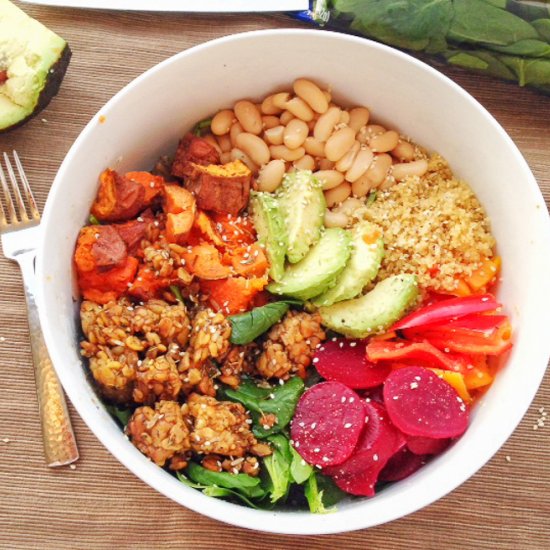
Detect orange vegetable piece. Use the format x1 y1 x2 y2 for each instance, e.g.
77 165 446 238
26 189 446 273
428 368 472 403
182 243 232 280
166 212 195 244
193 210 225 247
229 244 268 278
211 212 256 248
163 184 196 215
78 256 139 304
449 278 472 297
125 171 165 204
128 265 172 301
362 228 382 245
200 276 268 314
465 256 501 292
74 226 100 273
91 169 146 222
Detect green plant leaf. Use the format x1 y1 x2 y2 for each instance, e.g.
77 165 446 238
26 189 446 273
304 472 347 514
193 118 212 136
105 404 132 427
202 486 263 509
532 19 550 43
223 377 305 438
334 0 453 51
169 284 184 303
185 462 266 499
228 301 300 345
289 445 313 484
262 434 293 503
489 38 550 58
448 0 539 46
88 214 101 225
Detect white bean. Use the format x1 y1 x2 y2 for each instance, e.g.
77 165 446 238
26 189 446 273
283 118 309 150
262 115 280 130
313 106 341 142
230 122 244 147
351 173 376 197
364 153 393 187
234 100 263 135
261 95 283 115
272 92 291 110
230 147 258 172
335 197 364 216
293 154 316 171
370 130 400 153
314 169 345 190
391 159 429 181
285 97 315 122
279 111 294 125
325 182 352 207
335 141 360 173
318 158 335 171
269 144 306 162
264 125 285 146
293 78 329 114
216 133 232 153
379 175 397 190
211 109 234 136
391 140 416 161
303 137 325 157
348 107 370 133
325 127 356 162
324 210 349 228
235 132 271 166
257 159 286 192
339 111 350 125
345 147 374 183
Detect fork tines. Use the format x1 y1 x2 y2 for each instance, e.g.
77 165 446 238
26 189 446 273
0 151 40 228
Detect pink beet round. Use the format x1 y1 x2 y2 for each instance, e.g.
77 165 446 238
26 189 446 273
379 447 427 482
407 435 450 456
383 367 469 439
325 402 406 496
291 381 365 468
313 338 391 389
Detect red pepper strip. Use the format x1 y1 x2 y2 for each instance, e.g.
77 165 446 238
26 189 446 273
438 314 508 333
391 294 501 331
404 318 512 356
365 340 471 374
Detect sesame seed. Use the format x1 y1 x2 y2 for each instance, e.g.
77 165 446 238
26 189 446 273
311 422 317 429
373 454 379 462
349 342 357 347
313 448 320 453
344 423 352 428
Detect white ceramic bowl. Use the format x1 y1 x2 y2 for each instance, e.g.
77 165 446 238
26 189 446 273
37 30 550 534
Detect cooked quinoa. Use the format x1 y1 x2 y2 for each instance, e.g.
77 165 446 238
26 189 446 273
357 154 495 292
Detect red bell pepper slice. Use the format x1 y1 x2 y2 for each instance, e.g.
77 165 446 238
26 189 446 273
391 294 501 331
404 318 512 356
365 340 471 374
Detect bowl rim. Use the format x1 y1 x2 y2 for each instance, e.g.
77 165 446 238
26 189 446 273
36 28 550 535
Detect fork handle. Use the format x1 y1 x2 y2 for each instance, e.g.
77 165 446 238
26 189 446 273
17 253 79 467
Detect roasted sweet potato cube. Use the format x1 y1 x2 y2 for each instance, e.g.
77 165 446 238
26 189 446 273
166 211 194 244
187 160 251 216
181 243 232 280
74 225 127 273
163 184 196 215
171 133 220 179
91 169 146 223
125 171 165 205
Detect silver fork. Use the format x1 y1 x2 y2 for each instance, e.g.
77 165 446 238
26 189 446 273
0 151 78 467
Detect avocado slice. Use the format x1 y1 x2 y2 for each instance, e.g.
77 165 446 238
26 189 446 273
319 274 419 338
312 221 384 307
277 170 326 264
250 191 287 282
0 0 71 132
267 228 352 301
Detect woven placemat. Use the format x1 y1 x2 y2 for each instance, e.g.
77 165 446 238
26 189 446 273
0 3 549 548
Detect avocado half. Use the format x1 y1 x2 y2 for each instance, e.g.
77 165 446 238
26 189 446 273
0 0 71 132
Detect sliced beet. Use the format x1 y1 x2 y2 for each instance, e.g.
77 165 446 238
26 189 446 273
325 401 406 496
383 367 469 438
407 435 450 456
379 447 427 482
290 381 365 468
313 338 390 389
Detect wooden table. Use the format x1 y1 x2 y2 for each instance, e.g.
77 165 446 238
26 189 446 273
1 2 549 548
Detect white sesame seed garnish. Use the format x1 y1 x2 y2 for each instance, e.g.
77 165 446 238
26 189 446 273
505 455 511 463
344 423 352 428
349 397 355 403
410 382 419 390
312 357 319 364
349 342 357 347
373 454 379 462
313 448 320 453
341 397 347 403
311 422 317 429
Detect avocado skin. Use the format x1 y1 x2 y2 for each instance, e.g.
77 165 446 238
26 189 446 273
0 43 71 134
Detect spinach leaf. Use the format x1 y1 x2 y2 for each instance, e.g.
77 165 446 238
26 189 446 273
490 38 550 58
223 377 305 438
228 301 300 345
169 284 184 303
448 0 538 46
202 486 263 509
304 472 347 514
533 19 550 42
88 214 101 225
185 462 266 500
262 434 293 503
335 0 453 52
289 445 313 484
105 404 132 427
192 118 212 136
